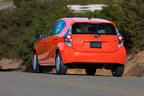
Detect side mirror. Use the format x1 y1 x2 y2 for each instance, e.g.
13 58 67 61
34 34 40 39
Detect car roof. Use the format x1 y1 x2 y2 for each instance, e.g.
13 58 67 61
60 18 112 24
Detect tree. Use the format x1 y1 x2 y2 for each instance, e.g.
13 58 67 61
121 0 144 50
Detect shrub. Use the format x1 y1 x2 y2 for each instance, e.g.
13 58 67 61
121 0 144 50
0 0 74 71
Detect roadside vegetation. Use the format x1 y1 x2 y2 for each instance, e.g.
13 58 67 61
0 0 13 2
0 0 144 74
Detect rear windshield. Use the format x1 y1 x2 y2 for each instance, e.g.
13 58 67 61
72 23 117 35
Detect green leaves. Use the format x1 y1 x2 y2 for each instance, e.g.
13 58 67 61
121 0 144 49
0 0 75 71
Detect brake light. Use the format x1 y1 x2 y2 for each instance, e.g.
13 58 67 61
118 35 123 48
64 27 72 47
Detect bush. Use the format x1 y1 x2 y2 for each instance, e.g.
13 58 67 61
121 0 144 50
0 0 74 71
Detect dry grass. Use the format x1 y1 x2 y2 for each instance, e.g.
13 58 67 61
0 58 22 71
124 51 144 77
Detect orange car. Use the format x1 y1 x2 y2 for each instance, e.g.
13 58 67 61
33 18 126 77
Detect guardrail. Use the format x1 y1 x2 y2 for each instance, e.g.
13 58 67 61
67 4 107 12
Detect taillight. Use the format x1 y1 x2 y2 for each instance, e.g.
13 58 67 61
118 35 123 48
64 27 72 47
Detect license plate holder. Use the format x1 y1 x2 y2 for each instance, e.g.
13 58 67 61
90 42 102 48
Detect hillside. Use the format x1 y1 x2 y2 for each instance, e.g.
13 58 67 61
124 51 144 77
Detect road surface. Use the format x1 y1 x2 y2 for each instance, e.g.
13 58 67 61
0 72 144 96
0 2 14 10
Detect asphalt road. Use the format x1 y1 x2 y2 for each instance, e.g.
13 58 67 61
0 3 14 10
0 72 144 96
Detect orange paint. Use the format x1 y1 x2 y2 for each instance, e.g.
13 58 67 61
33 18 126 67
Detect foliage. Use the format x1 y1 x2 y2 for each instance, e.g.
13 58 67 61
121 0 144 50
13 0 120 7
0 0 73 71
0 0 144 71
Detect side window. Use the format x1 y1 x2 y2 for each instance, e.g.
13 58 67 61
52 20 66 35
45 23 55 37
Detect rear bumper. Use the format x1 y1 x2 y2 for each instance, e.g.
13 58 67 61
59 44 126 65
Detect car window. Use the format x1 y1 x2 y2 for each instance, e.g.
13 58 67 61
45 23 55 37
52 20 66 35
72 23 117 35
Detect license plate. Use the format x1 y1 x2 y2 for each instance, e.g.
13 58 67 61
90 42 102 48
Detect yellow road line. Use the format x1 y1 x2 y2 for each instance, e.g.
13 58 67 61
2 73 144 96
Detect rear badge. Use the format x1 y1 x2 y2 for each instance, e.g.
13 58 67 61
94 36 99 39
114 40 117 42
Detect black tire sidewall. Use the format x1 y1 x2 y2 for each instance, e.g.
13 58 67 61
85 68 96 75
112 65 124 77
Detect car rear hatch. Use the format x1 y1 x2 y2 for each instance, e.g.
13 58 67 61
72 23 118 53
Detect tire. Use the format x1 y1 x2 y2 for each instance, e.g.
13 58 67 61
55 52 67 75
33 52 43 73
111 64 124 77
85 68 96 75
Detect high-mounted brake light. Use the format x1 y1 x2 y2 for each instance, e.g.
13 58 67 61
64 27 72 47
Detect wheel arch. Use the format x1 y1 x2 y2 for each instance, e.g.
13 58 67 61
54 48 60 65
32 49 35 59
32 48 37 59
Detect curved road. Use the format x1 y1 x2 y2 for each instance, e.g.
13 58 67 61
0 72 144 96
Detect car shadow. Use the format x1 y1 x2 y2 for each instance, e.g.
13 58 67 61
41 72 113 77
0 67 113 77
67 74 112 77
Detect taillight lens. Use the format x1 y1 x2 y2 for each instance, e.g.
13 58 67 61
64 27 72 47
118 35 123 48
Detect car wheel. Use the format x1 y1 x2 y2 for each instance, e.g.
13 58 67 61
111 64 124 77
33 52 43 73
55 52 67 75
85 68 96 75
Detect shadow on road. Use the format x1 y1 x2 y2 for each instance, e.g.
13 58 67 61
41 72 112 77
67 74 112 77
41 68 112 77
0 67 112 77
0 68 20 72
